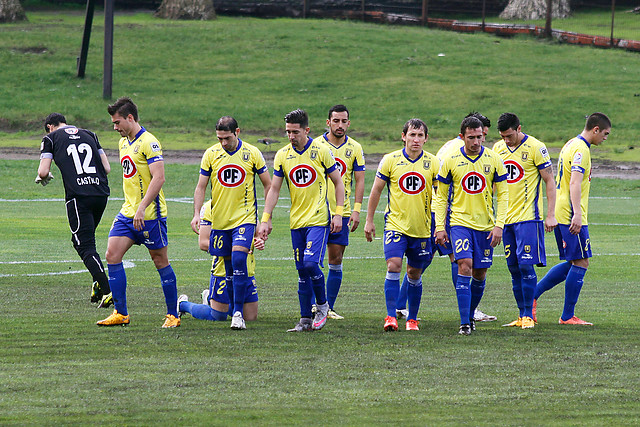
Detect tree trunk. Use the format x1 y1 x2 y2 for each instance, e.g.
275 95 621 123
155 0 216 20
500 0 570 20
0 0 27 23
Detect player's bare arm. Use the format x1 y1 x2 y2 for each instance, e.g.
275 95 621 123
488 226 503 248
328 168 345 234
258 174 282 240
191 173 209 234
540 166 558 232
258 169 273 236
350 170 365 232
135 160 165 231
198 223 212 252
364 176 385 242
433 180 450 244
100 152 111 175
569 170 584 235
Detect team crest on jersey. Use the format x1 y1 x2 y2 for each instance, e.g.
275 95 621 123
525 245 531 253
143 231 149 239
421 241 426 249
306 241 313 249
64 127 79 135
217 164 246 188
133 145 140 154
399 172 426 195
310 150 318 160
243 152 250 162
484 249 491 257
423 160 431 170
121 155 137 179
239 227 245 235
521 152 529 161
335 157 347 176
345 149 352 158
461 171 486 195
483 164 491 175
289 164 317 188
504 160 525 184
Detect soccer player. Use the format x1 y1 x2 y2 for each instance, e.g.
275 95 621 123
178 200 262 322
190 116 271 330
533 112 611 326
97 97 180 328
364 118 439 332
396 112 497 323
434 116 508 335
493 112 557 329
36 113 112 306
257 109 345 332
312 104 365 320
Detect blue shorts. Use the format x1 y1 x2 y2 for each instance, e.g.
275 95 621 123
291 226 329 269
555 224 592 261
503 221 547 267
207 275 259 305
450 226 494 269
108 212 168 250
327 216 350 246
210 223 255 257
431 212 453 256
383 230 432 270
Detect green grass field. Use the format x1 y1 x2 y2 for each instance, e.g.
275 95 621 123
1 159 639 424
1 11 640 161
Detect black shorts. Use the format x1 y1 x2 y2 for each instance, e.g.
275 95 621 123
65 196 108 249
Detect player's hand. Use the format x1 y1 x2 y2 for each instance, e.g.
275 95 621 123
435 230 448 246
544 216 558 233
488 226 503 248
330 214 342 234
364 220 375 242
133 206 145 231
349 211 360 232
257 222 270 241
569 214 582 235
190 215 200 234
35 172 54 186
253 236 265 251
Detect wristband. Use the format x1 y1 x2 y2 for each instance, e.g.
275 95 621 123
335 205 344 217
353 202 362 213
261 212 271 223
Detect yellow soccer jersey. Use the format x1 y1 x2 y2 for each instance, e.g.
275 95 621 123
200 199 256 276
313 133 365 217
376 148 439 238
432 137 464 201
493 134 552 224
555 136 592 225
435 145 508 232
118 127 167 219
273 137 338 229
199 139 268 230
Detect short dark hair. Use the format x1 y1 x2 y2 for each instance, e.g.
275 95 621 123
497 112 520 132
328 104 349 120
107 97 138 121
465 111 491 129
402 118 428 135
44 112 66 132
285 109 309 128
216 116 239 133
585 112 611 131
460 116 483 136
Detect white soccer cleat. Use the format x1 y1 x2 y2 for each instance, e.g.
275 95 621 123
312 302 329 330
201 289 210 305
177 294 188 317
396 308 409 319
230 311 246 330
474 309 497 322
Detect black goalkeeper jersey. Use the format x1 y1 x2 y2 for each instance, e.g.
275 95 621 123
40 125 110 198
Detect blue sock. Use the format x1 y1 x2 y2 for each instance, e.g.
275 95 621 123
561 265 587 321
384 271 401 317
396 273 409 310
519 264 537 318
179 301 227 321
231 251 249 316
508 264 524 317
469 278 486 322
108 262 128 316
326 264 343 310
535 261 571 300
407 276 422 321
224 259 234 312
158 265 178 317
304 261 326 305
297 270 313 318
450 261 459 287
455 275 472 325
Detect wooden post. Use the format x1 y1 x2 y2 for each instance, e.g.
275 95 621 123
481 0 486 31
361 0 365 21
545 0 553 38
421 0 428 26
103 0 114 100
302 0 307 19
610 0 616 46
77 0 96 78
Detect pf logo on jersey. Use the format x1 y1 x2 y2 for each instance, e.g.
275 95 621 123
217 164 246 188
504 160 525 184
462 171 486 194
399 172 426 195
121 155 137 179
335 157 347 177
289 164 317 188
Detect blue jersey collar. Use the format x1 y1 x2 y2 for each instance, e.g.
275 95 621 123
402 147 423 163
461 145 484 162
224 138 243 155
128 126 146 145
577 135 591 148
323 132 348 148
293 137 313 154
